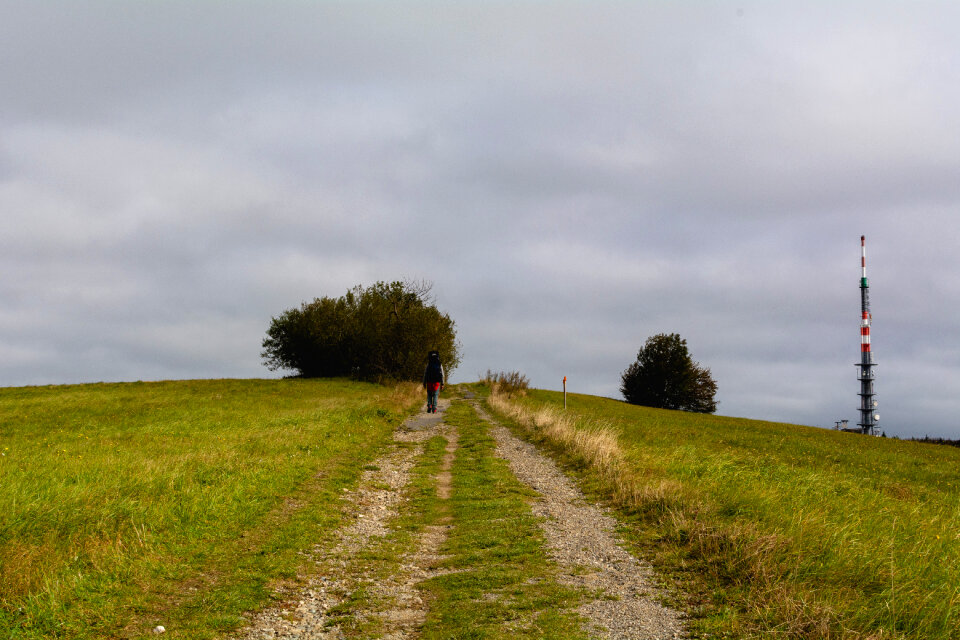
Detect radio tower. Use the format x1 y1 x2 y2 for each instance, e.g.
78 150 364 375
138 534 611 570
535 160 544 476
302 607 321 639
857 235 879 435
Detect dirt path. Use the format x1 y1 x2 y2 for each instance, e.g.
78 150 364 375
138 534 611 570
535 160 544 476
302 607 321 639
233 394 685 639
474 401 687 640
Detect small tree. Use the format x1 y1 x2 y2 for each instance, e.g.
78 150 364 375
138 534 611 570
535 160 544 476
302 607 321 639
261 280 461 382
620 333 717 413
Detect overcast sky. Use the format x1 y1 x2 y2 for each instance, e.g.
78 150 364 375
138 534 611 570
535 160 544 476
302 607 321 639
3 2 959 438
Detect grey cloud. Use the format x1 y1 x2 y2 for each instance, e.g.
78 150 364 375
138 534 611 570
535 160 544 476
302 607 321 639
3 2 960 438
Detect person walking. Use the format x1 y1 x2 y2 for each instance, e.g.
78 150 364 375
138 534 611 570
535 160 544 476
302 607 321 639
422 350 445 413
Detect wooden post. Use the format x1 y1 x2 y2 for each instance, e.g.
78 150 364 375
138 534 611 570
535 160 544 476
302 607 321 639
563 376 567 409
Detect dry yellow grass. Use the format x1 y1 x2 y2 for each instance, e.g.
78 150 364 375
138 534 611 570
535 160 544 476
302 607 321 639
487 392 623 485
391 381 424 407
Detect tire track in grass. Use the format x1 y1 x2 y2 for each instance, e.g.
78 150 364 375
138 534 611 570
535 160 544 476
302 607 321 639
474 401 687 640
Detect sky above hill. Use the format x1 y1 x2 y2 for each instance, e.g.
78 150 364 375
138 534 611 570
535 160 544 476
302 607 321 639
3 2 960 438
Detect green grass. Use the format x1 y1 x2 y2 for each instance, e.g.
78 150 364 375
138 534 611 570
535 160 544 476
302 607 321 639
418 400 588 639
15 375 953 638
0 378 419 639
498 388 960 639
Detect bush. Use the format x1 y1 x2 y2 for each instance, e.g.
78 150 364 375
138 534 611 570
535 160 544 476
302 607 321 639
261 281 461 383
620 333 717 413
481 370 530 395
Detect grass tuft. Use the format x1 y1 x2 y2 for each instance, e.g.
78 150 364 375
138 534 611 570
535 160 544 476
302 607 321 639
480 370 530 396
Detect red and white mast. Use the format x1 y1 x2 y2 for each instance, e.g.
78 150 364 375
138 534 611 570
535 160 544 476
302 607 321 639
857 235 878 434
860 236 870 355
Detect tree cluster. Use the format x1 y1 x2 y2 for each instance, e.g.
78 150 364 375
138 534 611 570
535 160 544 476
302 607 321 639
620 333 718 413
261 281 461 383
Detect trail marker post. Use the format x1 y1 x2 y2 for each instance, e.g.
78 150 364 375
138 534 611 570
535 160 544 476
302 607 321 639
563 376 567 409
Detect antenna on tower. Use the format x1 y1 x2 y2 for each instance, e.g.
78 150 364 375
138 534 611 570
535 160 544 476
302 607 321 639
857 235 879 435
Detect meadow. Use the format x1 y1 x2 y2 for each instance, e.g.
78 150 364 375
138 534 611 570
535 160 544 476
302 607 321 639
487 387 960 639
0 378 420 639
5 376 959 639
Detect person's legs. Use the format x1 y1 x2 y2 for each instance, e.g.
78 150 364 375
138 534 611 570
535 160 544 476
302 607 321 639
427 388 438 411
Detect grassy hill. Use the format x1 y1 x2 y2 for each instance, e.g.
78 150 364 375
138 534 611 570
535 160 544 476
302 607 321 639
4 378 958 639
0 378 420 639
489 388 960 639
